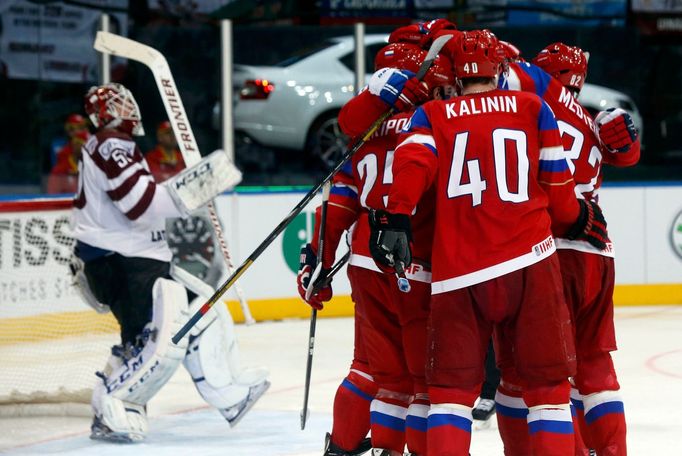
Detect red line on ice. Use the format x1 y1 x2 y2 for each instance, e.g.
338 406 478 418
645 349 682 379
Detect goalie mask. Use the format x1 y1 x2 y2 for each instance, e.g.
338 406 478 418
84 83 145 136
532 42 588 95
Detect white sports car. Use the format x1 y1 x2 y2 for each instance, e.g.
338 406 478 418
223 35 642 169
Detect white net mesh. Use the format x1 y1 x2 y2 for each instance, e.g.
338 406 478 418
0 200 119 412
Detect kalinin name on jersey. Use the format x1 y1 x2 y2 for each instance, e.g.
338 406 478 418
445 95 518 119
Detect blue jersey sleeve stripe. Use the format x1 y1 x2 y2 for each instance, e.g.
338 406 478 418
538 100 558 131
405 107 431 131
331 186 357 198
424 143 438 156
539 159 569 172
340 160 353 175
520 63 551 98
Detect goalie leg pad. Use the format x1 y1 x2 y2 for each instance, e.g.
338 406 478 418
165 149 242 214
183 299 269 397
183 291 269 425
91 354 148 442
100 278 189 405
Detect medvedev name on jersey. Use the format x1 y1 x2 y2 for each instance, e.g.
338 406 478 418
557 86 595 131
445 94 518 118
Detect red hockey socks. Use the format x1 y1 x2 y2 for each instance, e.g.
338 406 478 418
330 369 377 452
426 387 478 456
582 390 627 456
370 389 410 453
524 382 575 456
405 392 428 455
495 384 530 456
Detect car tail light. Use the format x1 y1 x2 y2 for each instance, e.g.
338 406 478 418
240 79 275 100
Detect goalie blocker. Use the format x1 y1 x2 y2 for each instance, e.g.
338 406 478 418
165 149 242 215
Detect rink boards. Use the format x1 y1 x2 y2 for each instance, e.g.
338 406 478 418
0 183 680 339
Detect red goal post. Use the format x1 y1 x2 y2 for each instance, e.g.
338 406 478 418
0 196 118 415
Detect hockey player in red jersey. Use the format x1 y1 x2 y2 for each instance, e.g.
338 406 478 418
369 30 610 456
297 41 455 455
71 83 269 442
497 42 639 456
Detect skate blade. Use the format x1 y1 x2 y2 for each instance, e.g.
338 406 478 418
224 380 271 428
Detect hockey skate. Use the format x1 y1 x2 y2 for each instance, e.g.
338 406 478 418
472 398 496 430
90 413 146 443
323 432 372 455
220 378 271 427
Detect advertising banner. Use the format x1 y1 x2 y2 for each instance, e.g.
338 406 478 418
0 0 128 82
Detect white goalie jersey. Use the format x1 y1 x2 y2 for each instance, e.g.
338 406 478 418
71 129 183 262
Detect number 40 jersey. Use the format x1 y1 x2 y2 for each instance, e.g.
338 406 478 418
387 90 581 294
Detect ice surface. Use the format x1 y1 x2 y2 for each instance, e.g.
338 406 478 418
2 306 682 455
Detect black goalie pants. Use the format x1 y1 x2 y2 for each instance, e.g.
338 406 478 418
84 254 171 345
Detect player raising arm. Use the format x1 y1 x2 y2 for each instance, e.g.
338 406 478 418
70 83 269 443
369 30 607 456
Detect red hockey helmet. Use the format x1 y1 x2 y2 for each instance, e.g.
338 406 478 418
375 42 424 73
375 43 455 98
423 52 456 98
84 83 144 136
532 42 588 94
453 30 505 80
499 40 523 63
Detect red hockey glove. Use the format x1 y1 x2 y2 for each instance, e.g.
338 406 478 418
397 77 430 111
595 108 638 153
565 199 608 250
368 209 412 273
388 19 457 47
369 69 430 113
297 243 332 310
419 19 458 47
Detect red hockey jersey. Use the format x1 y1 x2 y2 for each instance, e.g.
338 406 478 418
311 91 434 283
503 62 640 256
388 89 580 293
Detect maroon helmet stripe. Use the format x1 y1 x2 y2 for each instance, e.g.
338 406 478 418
125 181 156 220
106 168 150 201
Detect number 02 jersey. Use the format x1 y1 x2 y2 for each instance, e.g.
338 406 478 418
389 90 580 293
71 129 181 262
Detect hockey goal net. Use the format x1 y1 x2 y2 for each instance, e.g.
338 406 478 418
0 197 118 415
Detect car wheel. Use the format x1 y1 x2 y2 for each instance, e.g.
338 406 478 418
306 112 349 169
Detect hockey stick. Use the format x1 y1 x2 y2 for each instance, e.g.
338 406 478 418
94 32 256 325
300 181 331 430
170 33 454 345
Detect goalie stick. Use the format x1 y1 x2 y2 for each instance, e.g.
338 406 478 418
171 33 454 345
94 32 256 325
